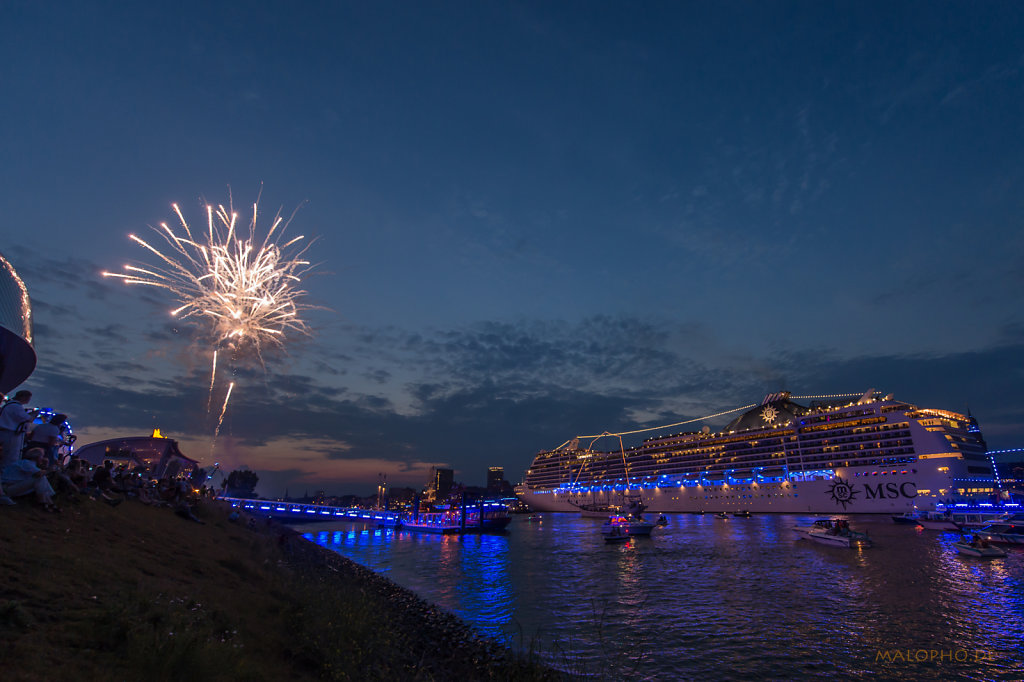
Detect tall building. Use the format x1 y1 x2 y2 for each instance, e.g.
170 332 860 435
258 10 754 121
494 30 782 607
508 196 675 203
431 467 454 501
487 466 505 494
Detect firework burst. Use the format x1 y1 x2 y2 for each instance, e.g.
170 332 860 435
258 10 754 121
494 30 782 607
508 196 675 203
104 196 316 362
104 192 318 449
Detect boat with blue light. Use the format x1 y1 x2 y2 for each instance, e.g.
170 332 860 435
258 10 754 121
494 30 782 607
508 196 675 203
937 504 1020 529
400 502 512 534
973 514 1024 545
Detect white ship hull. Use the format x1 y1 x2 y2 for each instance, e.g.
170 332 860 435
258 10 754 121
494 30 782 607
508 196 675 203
518 467 933 514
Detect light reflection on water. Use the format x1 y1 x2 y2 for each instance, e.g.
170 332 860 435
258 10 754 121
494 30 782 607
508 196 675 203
300 514 1024 681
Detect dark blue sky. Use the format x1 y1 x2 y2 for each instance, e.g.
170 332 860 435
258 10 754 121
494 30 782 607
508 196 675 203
3 2 1023 496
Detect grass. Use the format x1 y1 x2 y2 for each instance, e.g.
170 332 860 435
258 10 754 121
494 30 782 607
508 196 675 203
0 496 561 681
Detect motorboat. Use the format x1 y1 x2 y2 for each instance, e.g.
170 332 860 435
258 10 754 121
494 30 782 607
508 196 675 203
792 519 872 548
601 515 656 538
656 514 669 526
973 514 1024 545
891 511 921 525
604 525 632 543
732 510 752 518
952 535 1007 558
714 512 729 519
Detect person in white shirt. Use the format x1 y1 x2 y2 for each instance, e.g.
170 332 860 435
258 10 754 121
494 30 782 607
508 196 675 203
0 390 34 465
26 413 66 466
0 390 34 505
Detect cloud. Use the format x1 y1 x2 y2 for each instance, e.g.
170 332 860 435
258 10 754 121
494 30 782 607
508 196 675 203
26 305 1024 499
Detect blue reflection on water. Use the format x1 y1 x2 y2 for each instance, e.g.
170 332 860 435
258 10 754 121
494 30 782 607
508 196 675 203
302 514 1024 681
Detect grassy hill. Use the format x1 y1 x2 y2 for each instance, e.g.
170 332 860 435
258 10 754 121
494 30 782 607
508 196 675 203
0 496 559 681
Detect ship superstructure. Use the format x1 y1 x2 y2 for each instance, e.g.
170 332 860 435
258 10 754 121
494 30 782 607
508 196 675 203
516 390 996 514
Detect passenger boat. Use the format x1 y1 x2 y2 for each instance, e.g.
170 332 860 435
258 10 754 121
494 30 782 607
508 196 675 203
936 504 1021 529
915 511 961 531
951 536 1007 558
516 390 995 514
973 514 1024 545
792 519 872 548
601 515 656 538
400 511 464 534
400 502 512 534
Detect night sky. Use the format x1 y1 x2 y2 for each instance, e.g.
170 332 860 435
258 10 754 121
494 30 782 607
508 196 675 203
3 2 1023 497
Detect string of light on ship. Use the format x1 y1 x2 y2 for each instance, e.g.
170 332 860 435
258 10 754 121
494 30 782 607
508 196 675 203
562 392 865 444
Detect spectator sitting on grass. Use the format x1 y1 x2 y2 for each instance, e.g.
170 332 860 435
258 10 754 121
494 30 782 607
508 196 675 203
37 449 83 496
65 456 91 489
1 448 60 512
86 460 123 505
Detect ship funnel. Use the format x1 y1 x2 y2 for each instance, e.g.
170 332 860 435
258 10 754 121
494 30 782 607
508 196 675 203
857 389 876 404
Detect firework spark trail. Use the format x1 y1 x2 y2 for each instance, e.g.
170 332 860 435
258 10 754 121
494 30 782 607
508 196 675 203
207 349 219 413
212 381 234 456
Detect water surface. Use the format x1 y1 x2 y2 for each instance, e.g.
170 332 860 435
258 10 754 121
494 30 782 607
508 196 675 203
298 514 1024 680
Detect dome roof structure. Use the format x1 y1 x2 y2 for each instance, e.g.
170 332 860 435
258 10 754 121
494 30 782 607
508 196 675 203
0 252 36 393
722 392 810 432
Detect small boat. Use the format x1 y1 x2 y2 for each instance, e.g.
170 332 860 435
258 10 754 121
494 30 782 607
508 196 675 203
916 511 961 531
714 512 729 519
732 510 752 518
792 519 872 548
952 536 1007 558
891 511 921 525
604 525 632 543
601 515 657 538
656 514 669 526
526 514 544 522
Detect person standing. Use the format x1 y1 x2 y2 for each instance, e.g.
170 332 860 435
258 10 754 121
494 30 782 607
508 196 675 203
0 390 34 505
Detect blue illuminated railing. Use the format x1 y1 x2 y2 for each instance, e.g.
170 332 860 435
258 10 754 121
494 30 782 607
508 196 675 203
220 497 403 526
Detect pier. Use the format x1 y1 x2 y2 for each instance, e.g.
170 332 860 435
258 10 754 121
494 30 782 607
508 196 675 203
220 497 512 533
220 497 403 527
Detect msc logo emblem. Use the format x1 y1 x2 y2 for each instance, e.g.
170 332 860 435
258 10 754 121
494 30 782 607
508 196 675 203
827 477 859 510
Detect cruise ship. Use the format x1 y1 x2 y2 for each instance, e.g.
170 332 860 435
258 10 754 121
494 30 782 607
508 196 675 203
515 390 999 514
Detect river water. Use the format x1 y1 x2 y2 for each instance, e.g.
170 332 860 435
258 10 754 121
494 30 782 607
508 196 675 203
297 513 1024 681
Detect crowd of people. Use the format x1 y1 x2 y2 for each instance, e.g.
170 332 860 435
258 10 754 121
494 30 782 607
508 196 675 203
0 389 214 520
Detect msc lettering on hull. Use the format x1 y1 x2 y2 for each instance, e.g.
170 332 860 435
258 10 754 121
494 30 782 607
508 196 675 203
828 477 917 509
